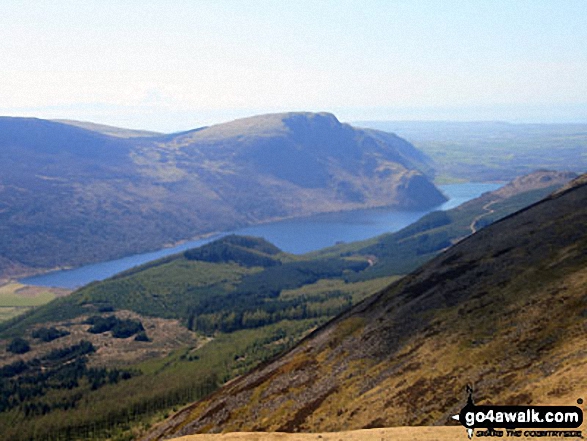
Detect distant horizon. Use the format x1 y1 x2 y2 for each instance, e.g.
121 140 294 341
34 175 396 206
2 1 586 133
3 104 587 134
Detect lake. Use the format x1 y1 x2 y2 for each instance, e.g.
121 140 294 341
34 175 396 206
21 182 501 288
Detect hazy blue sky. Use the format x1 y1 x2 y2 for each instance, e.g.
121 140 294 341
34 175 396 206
1 0 586 131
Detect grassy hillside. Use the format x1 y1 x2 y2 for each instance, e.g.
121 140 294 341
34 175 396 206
356 121 587 182
0 235 389 440
145 174 587 439
0 317 325 441
0 282 70 323
0 113 445 279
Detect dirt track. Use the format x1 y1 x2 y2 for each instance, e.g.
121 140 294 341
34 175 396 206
170 426 583 441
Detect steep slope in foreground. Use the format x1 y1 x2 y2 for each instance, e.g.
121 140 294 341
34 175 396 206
0 113 444 279
147 175 587 439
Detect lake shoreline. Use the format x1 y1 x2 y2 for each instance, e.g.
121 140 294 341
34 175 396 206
13 200 447 283
19 183 502 289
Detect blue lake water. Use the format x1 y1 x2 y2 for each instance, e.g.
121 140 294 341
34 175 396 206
21 182 501 289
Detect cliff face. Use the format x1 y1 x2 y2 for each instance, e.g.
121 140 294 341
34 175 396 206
145 174 587 439
0 113 444 278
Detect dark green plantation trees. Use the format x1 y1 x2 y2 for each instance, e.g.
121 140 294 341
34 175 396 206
86 315 146 339
7 337 30 354
0 341 139 414
187 257 368 334
32 327 70 342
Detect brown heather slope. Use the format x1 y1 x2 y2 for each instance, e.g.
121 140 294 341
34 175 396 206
144 174 587 440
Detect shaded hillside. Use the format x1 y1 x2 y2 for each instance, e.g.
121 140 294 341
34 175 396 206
146 174 587 439
0 113 445 278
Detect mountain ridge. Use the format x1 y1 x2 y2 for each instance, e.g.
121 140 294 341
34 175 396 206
0 112 445 279
53 119 163 138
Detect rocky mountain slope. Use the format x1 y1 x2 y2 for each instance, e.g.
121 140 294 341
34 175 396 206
146 174 587 439
0 113 445 279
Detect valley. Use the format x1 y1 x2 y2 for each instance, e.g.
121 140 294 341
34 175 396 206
4 3 586 441
19 182 500 289
0 282 70 323
0 169 577 441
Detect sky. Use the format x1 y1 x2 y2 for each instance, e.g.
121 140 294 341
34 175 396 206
1 0 586 132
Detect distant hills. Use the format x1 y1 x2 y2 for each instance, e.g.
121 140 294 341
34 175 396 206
0 112 445 279
145 173 587 438
357 121 587 182
52 119 162 138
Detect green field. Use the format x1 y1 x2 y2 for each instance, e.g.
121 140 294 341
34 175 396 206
0 284 56 307
0 307 30 323
0 283 56 323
